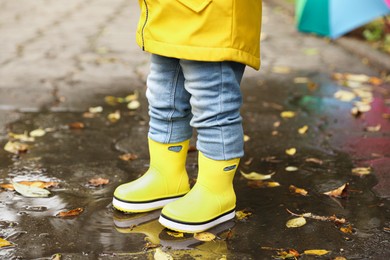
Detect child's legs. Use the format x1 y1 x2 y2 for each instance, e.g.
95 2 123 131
180 60 246 160
146 54 192 143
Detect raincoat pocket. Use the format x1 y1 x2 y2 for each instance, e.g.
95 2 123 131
176 0 212 13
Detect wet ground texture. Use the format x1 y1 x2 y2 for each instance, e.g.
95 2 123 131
1 0 390 259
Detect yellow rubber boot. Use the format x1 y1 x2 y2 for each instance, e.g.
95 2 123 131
113 138 190 212
159 152 239 233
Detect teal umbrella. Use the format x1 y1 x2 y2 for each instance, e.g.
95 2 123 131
296 0 390 39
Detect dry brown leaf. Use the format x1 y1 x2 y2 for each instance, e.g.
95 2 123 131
305 158 323 165
323 183 349 198
235 209 253 221
56 207 84 218
194 232 216 242
119 153 138 161
88 178 109 186
68 122 85 129
289 185 308 196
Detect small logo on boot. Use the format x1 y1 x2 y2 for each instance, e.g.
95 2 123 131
168 145 183 152
224 165 237 171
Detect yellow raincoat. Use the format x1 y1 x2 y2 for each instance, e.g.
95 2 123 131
136 0 262 70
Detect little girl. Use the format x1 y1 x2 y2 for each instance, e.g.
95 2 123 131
113 0 262 233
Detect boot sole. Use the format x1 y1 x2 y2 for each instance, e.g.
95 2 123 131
158 209 236 233
113 195 184 213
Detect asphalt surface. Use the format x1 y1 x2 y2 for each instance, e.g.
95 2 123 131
0 1 389 259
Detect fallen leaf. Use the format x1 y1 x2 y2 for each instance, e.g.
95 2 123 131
365 124 381 132
333 257 347 260
51 253 61 260
108 110 121 123
13 181 51 197
285 148 296 156
88 178 109 187
8 131 35 142
247 180 280 188
323 183 349 198
286 209 346 224
127 100 140 110
305 158 323 165
68 122 85 129
125 92 139 102
19 181 58 189
334 90 356 102
0 183 14 190
273 121 281 128
194 232 216 242
289 185 308 196
340 224 354 234
4 141 29 154
0 237 13 248
244 157 253 166
285 166 298 172
293 77 309 84
280 111 296 118
243 135 250 142
272 66 291 74
235 209 253 221
154 248 173 260
56 207 84 218
303 48 319 55
240 171 275 181
298 125 309 134
303 249 330 256
89 106 103 113
352 167 371 176
167 231 184 238
119 153 138 161
286 217 307 228
30 128 46 137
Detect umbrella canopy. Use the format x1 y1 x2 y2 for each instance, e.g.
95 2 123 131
386 0 390 8
296 0 390 39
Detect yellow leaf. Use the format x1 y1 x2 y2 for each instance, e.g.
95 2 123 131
235 210 253 221
298 125 309 134
303 249 330 256
289 185 308 196
285 166 298 172
248 181 280 188
323 183 348 198
8 131 35 142
280 111 296 118
30 128 46 137
89 106 103 113
107 110 121 123
340 224 354 234
4 141 29 154
240 171 275 181
127 100 140 110
243 135 250 142
352 167 371 176
286 217 306 228
293 77 309 84
285 148 296 156
0 237 13 248
166 231 184 238
365 124 381 132
194 232 216 242
125 91 139 102
154 248 173 260
272 66 291 74
334 90 356 102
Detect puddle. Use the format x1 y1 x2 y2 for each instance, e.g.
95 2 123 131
1 73 389 259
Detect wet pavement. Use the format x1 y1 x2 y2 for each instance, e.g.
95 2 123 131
1 0 390 259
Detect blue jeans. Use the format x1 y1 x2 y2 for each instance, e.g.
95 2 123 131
146 54 246 160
